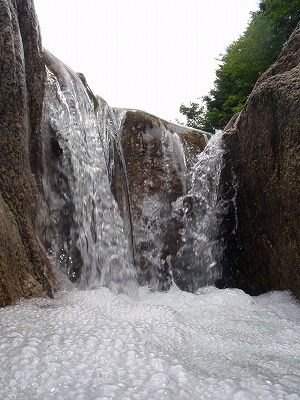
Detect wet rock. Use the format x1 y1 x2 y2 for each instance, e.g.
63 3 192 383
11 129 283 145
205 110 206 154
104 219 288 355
119 111 207 290
219 24 300 299
0 0 55 306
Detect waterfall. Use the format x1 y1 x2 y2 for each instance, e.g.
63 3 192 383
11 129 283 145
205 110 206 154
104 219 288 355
172 132 225 291
36 52 225 295
36 51 137 295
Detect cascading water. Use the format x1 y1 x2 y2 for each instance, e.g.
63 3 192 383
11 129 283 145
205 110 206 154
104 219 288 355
36 52 225 295
112 110 225 292
36 51 137 295
98 105 135 263
116 113 194 291
172 132 225 291
137 126 189 290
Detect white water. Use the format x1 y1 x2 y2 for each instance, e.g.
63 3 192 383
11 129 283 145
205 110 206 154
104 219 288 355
37 53 137 295
0 287 299 399
172 132 224 290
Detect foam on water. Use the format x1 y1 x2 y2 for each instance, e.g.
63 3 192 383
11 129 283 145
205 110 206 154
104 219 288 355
1 288 299 399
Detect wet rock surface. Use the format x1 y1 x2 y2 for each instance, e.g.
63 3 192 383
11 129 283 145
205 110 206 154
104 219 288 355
0 0 55 306
119 111 207 290
220 24 300 299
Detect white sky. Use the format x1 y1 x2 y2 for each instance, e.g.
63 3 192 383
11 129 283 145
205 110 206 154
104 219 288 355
34 0 259 123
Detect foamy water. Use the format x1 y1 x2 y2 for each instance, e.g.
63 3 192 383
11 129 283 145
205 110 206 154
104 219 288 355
1 286 299 399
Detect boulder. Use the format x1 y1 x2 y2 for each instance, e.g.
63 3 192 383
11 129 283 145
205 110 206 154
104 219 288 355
0 0 55 306
220 24 300 299
119 111 207 290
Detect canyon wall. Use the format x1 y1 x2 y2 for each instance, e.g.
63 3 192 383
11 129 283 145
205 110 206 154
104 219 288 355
220 23 300 299
0 0 55 306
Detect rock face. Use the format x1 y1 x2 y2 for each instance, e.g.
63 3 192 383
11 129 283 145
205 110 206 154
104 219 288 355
119 111 207 290
0 0 55 306
220 24 300 299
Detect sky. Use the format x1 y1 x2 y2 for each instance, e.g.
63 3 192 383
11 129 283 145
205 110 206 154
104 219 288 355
33 0 260 123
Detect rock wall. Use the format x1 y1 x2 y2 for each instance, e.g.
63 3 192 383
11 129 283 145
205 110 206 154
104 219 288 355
0 0 55 306
119 111 207 290
220 24 300 299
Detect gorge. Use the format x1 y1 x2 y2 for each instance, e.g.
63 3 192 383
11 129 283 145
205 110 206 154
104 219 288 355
1 1 299 304
0 1 299 398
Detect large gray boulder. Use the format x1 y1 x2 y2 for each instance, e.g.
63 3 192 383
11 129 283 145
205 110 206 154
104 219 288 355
220 23 300 299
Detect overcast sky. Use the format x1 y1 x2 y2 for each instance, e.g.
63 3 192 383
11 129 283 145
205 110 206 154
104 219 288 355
34 0 259 123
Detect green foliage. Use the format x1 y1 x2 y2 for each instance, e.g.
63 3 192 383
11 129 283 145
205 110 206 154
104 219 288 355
260 0 300 44
179 102 206 129
180 1 300 132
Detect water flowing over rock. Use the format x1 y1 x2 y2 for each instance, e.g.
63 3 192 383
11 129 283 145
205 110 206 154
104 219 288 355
171 133 225 291
36 52 137 295
0 0 224 302
0 0 55 306
7 0 299 305
37 61 224 295
116 111 223 291
220 23 300 300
